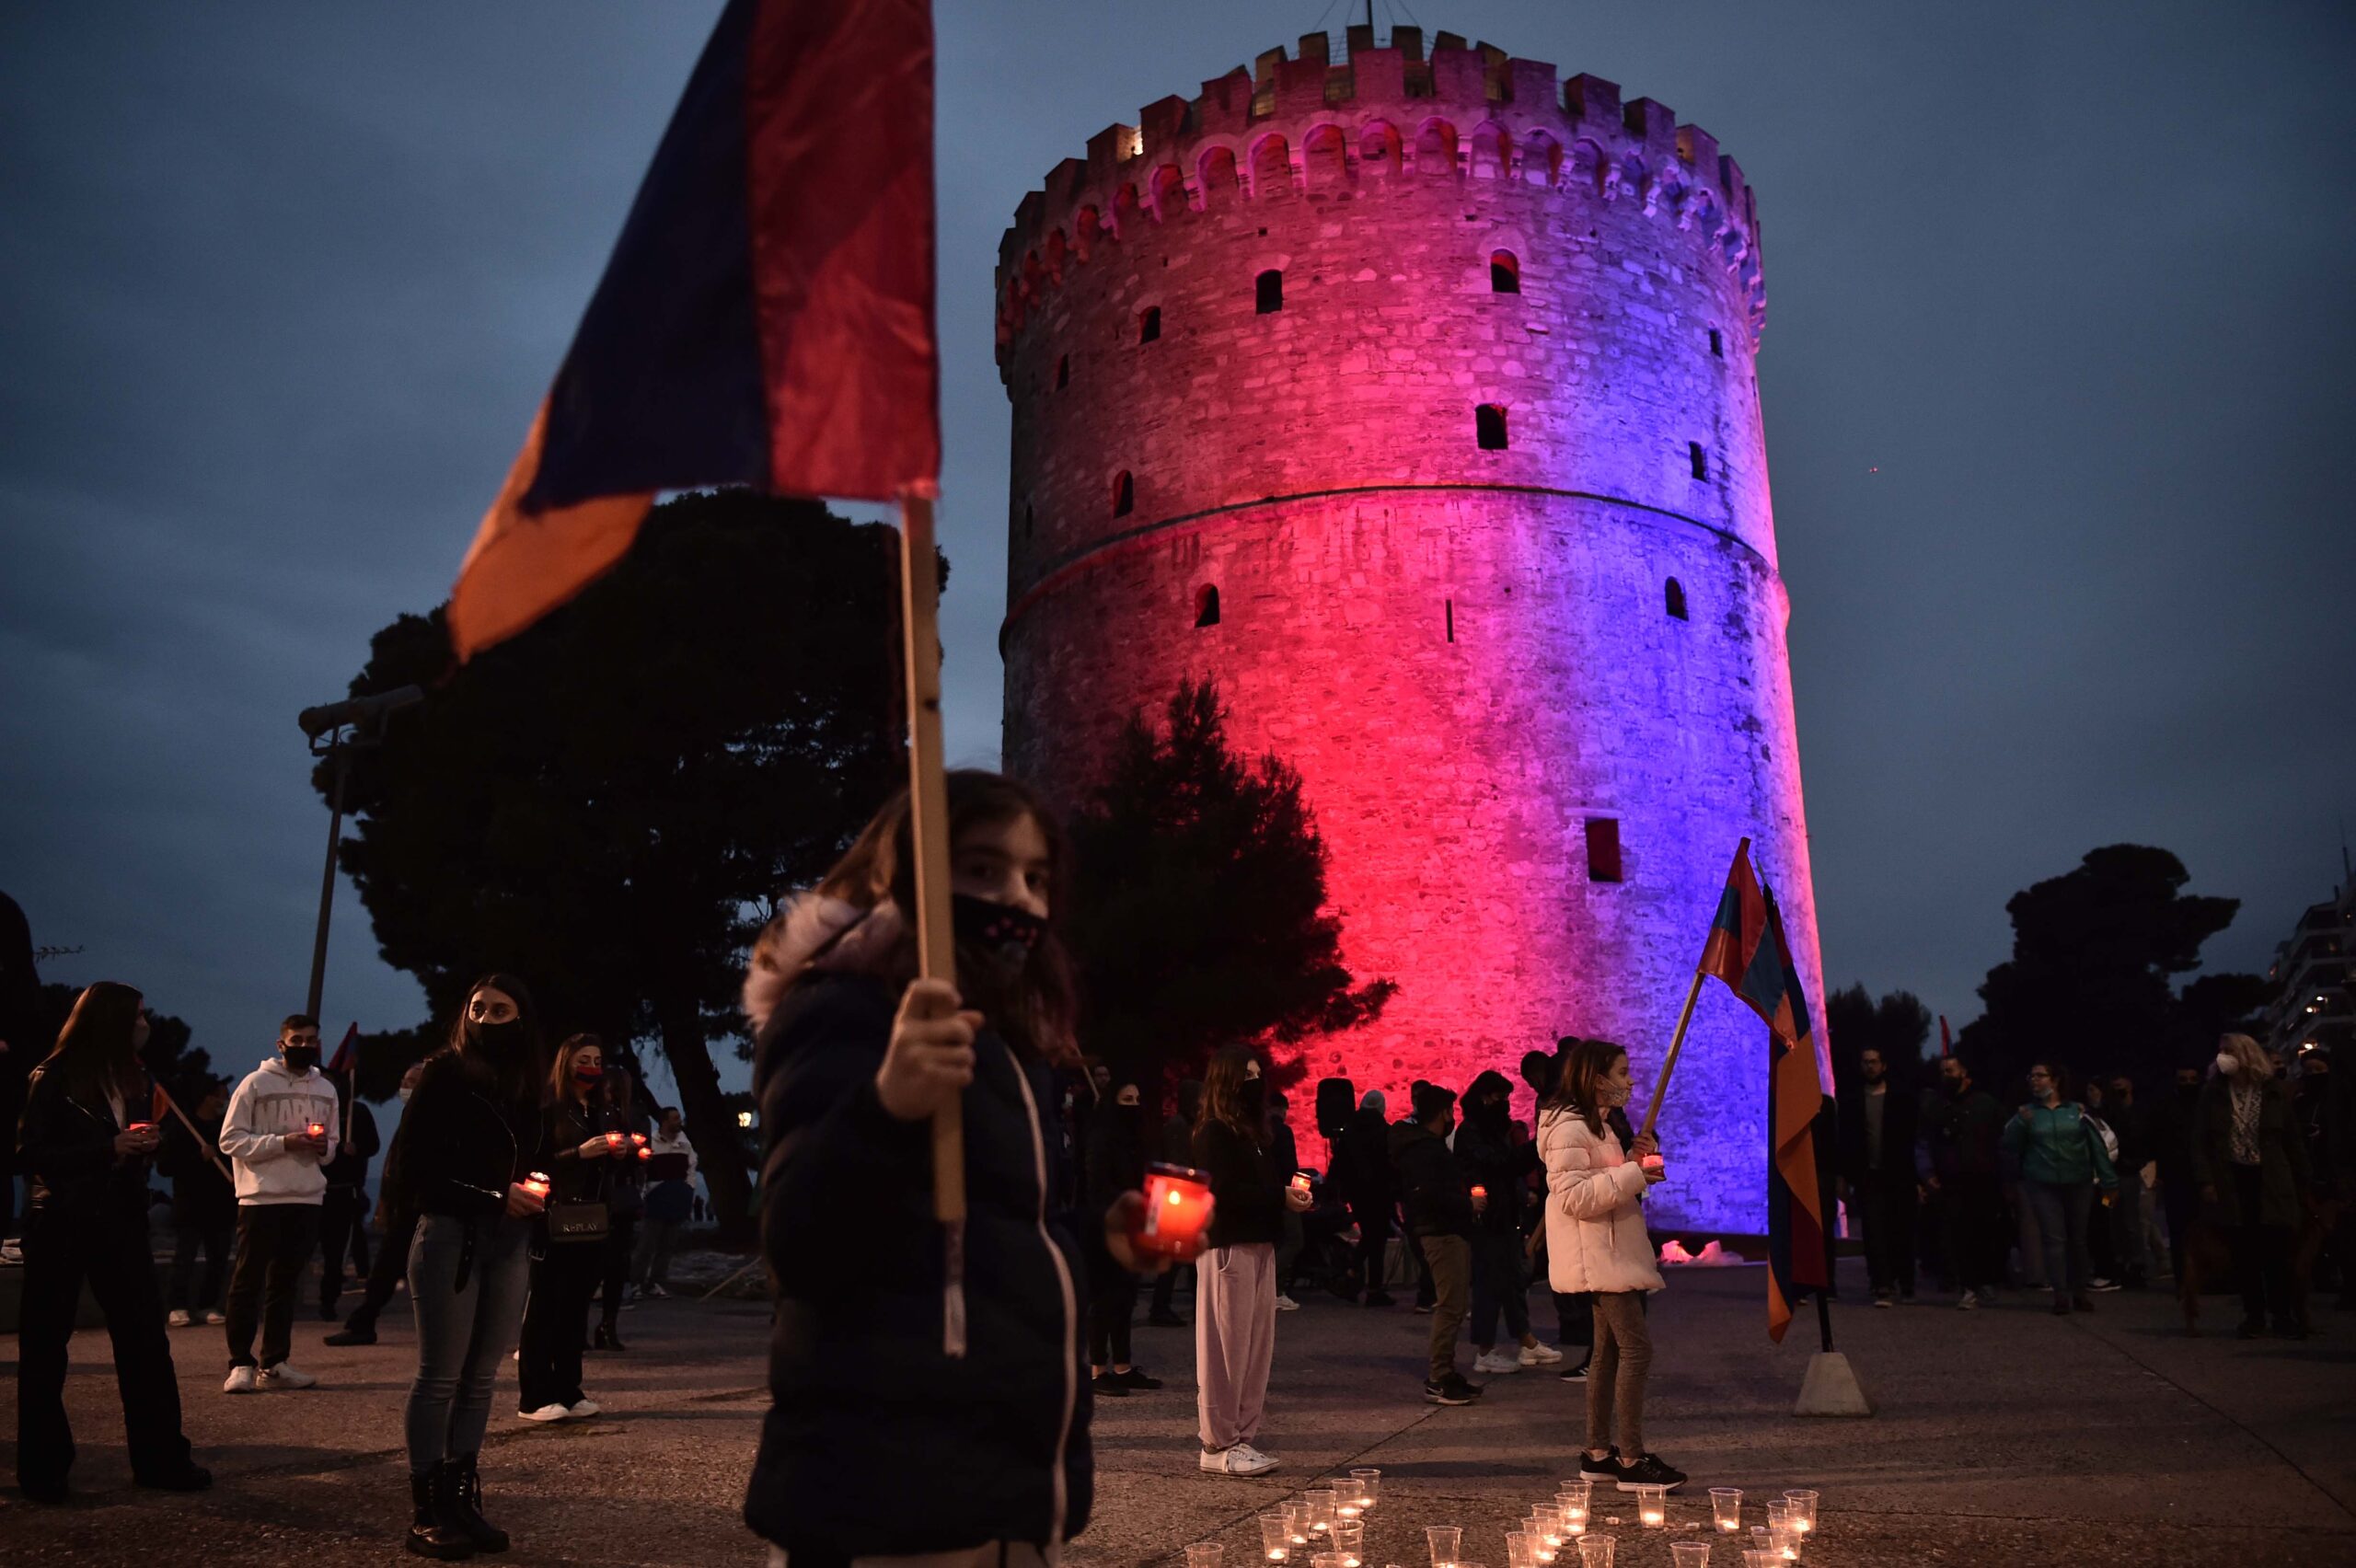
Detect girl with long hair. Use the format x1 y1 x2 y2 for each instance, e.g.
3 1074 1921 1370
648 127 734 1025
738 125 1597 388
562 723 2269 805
2001 1061 2118 1316
2191 1033 2311 1337
1539 1037 1684 1493
516 1033 617 1421
391 974 551 1559
740 769 1166 1567
1190 1045 1311 1475
14 982 209 1503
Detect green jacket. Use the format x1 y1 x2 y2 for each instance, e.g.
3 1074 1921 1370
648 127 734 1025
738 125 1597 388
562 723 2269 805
2001 1101 2118 1190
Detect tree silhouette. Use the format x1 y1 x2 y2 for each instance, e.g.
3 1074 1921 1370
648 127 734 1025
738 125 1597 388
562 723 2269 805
36 980 212 1109
1065 677 1393 1092
1825 984 1933 1091
321 490 924 1241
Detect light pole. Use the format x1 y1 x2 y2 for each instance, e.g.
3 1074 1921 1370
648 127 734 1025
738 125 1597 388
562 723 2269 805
296 686 422 1021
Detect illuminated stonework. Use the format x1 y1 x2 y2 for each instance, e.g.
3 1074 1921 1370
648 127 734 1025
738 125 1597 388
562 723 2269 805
997 27 1823 1232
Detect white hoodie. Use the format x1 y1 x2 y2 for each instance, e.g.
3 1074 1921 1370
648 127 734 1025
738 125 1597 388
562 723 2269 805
219 1055 341 1205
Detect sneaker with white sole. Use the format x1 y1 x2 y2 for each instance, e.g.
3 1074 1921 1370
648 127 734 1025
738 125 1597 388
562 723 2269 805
1956 1291 1981 1311
167 1309 191 1328
566 1399 601 1419
204 1309 226 1325
519 1403 570 1423
260 1362 318 1390
1273 1294 1300 1312
1472 1350 1523 1375
1518 1340 1565 1366
222 1365 260 1394
1198 1442 1280 1476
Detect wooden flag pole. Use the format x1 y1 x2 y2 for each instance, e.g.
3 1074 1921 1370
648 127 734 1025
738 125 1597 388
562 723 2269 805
899 490 968 1357
153 1081 235 1186
1637 835 1752 1141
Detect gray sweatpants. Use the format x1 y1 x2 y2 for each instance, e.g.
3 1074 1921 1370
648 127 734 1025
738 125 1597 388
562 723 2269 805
1586 1290 1652 1458
1195 1241 1276 1450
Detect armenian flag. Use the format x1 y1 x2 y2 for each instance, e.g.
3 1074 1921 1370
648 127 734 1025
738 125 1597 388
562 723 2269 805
326 1021 359 1077
450 0 941 660
1699 839 1766 989
1734 888 1831 1342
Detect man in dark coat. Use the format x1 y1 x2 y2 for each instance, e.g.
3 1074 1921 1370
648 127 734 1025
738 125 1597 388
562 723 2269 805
158 1080 237 1325
1918 1054 2006 1307
1388 1082 1482 1405
1331 1090 1396 1305
316 1072 381 1320
1837 1046 1922 1306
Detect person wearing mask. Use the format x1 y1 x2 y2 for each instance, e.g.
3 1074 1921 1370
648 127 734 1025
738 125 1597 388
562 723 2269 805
1147 1079 1205 1328
1837 1047 1921 1308
318 1067 382 1322
635 1105 699 1298
393 974 550 1558
325 1060 424 1347
1191 1046 1310 1474
1541 1038 1683 1493
2192 1033 2313 1339
1390 1081 1482 1405
2000 1064 2119 1315
14 983 211 1503
1330 1089 1396 1307
1457 1068 1561 1373
1085 1079 1161 1397
218 1013 340 1392
2103 1072 2154 1289
1267 1088 1305 1312
159 1078 236 1327
593 1061 650 1350
1918 1055 2006 1309
739 769 1168 1564
517 1033 617 1420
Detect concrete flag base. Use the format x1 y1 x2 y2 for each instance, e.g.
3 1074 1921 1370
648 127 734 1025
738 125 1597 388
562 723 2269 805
1794 1350 1875 1417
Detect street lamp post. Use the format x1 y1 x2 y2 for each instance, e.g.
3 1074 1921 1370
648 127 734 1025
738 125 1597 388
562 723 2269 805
296 686 422 1021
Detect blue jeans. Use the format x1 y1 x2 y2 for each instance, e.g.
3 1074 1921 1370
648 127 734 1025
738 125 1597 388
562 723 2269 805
405 1213 532 1473
2021 1181 2091 1304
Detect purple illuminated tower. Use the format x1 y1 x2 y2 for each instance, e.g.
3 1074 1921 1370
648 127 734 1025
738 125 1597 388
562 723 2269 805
993 27 1823 1232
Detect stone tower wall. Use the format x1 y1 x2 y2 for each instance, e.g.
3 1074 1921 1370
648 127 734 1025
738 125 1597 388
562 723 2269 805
996 28 1823 1233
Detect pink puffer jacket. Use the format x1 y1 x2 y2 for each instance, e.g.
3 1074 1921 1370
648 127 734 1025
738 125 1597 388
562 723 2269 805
1539 1107 1664 1296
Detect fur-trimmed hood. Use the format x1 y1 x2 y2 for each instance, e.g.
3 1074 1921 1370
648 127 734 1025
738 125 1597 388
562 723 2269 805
742 893 906 1036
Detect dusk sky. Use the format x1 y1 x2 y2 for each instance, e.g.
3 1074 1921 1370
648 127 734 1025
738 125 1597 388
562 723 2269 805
4 2 2351 1103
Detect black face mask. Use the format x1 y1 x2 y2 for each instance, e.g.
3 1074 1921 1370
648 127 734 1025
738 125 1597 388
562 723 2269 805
953 893 1046 973
1942 1078 1968 1100
1242 1078 1266 1115
283 1045 320 1074
468 1018 525 1057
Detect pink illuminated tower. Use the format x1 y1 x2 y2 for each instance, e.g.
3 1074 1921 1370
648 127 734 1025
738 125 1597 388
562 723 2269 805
995 27 1824 1232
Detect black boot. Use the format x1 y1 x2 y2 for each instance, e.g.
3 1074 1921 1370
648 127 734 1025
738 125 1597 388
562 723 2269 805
324 1311 377 1346
594 1321 627 1352
406 1468 473 1559
447 1455 510 1552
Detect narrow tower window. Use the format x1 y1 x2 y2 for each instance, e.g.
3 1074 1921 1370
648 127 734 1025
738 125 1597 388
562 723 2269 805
1022 502 1034 540
1665 578 1687 620
1112 470 1134 517
1193 584 1221 628
1445 598 1455 642
1707 327 1723 358
1585 818 1624 883
1490 250 1520 294
1689 442 1708 479
1056 354 1069 389
1138 306 1161 344
1255 270 1283 313
1476 404 1508 451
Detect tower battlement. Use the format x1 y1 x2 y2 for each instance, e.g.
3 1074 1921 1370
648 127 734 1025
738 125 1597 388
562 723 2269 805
995 31 1764 363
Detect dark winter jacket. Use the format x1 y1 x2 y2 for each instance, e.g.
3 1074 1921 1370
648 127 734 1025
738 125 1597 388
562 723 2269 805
595 1101 652 1218
1192 1117 1285 1250
1917 1085 2005 1182
387 1048 542 1221
746 968 1100 1559
1083 1101 1148 1212
2190 1077 2313 1229
1333 1105 1394 1212
1453 1098 1536 1237
1388 1119 1476 1239
14 1064 152 1225
157 1108 237 1227
320 1098 381 1190
1837 1082 1921 1188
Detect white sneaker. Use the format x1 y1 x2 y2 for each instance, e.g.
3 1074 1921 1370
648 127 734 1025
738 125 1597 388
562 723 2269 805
1472 1350 1523 1375
1274 1294 1301 1312
1519 1340 1565 1366
1198 1442 1280 1476
223 1366 260 1393
204 1309 227 1325
518 1403 570 1423
565 1399 602 1419
1957 1291 1981 1311
260 1362 318 1389
167 1309 191 1327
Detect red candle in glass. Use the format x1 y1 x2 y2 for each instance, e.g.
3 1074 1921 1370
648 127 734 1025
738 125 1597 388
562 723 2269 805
1641 1155 1665 1173
637 1147 651 1161
523 1171 551 1198
1470 1184 1488 1200
307 1123 327 1138
605 1132 626 1151
1135 1163 1216 1259
631 1133 649 1147
128 1122 154 1135
1290 1170 1312 1193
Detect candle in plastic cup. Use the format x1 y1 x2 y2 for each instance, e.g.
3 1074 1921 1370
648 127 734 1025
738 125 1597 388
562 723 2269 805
1530 1504 1564 1546
1635 1484 1668 1528
1505 1533 1537 1568
1780 1492 1817 1536
1425 1526 1461 1568
1709 1489 1742 1534
1258 1512 1292 1562
1138 1163 1217 1258
1305 1489 1337 1536
1349 1468 1381 1511
1557 1480 1591 1518
1523 1520 1554 1563
1189 1548 1225 1568
1312 1557 1342 1568
1743 1554 1781 1568
1284 1504 1312 1549
1670 1546 1712 1568
1575 1537 1614 1568
1331 1522 1364 1568
1763 1505 1800 1562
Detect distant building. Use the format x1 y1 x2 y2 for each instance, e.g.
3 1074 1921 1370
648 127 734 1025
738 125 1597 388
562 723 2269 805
2263 881 2354 1064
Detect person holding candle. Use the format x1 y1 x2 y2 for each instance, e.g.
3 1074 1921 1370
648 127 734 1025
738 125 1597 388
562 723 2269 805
1149 1078 1207 1327
218 1013 340 1393
634 1104 699 1298
1086 1078 1164 1396
1540 1038 1685 1492
1330 1089 1397 1306
1390 1081 1484 1405
592 1058 650 1350
392 973 552 1557
1458 1068 1564 1374
14 982 212 1503
2000 1062 2118 1316
316 1065 382 1323
1191 1045 1311 1473
740 769 1168 1565
517 1032 618 1418
2191 1032 2312 1338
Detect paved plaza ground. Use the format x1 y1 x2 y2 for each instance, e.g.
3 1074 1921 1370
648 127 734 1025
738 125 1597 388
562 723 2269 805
3 1257 2351 1564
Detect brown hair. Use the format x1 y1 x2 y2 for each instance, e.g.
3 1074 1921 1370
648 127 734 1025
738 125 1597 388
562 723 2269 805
1542 1037 1628 1138
1196 1044 1265 1147
752 769 1080 1066
45 981 145 1104
550 1032 604 1104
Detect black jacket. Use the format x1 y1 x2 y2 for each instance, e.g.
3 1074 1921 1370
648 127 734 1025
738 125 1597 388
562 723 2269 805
1836 1082 1920 1187
1919 1086 2004 1182
1333 1105 1394 1210
1192 1118 1284 1249
321 1100 381 1190
1083 1102 1148 1212
1388 1119 1475 1239
597 1100 652 1218
387 1049 542 1221
14 1065 152 1225
745 972 1098 1558
546 1095 618 1208
1452 1107 1536 1236
157 1109 236 1227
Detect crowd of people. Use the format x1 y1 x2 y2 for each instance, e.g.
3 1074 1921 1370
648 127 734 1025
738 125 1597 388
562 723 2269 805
6 772 2350 1564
